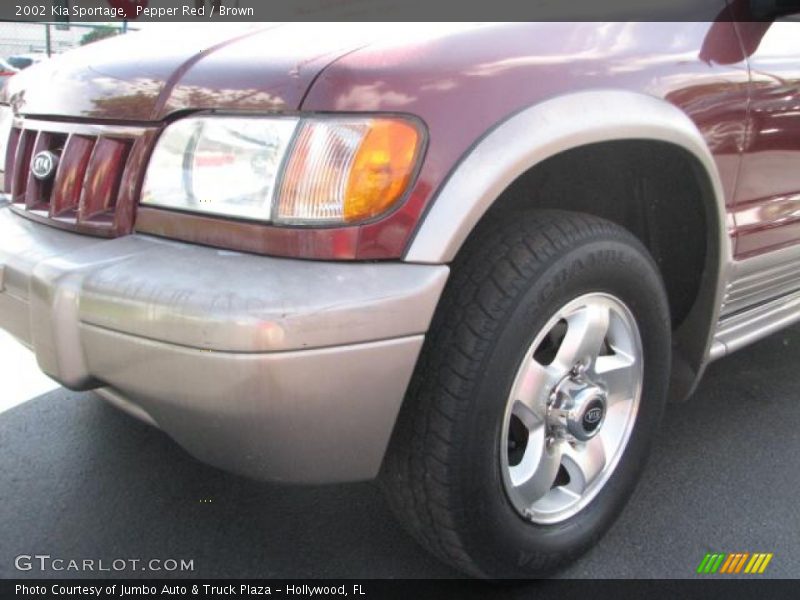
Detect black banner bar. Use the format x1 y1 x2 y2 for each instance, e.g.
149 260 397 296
3 579 800 600
2 0 796 23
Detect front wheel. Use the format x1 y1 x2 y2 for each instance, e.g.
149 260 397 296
381 210 671 578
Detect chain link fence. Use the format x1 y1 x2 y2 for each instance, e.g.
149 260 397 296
0 21 133 65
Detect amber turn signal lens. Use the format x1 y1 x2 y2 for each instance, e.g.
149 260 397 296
275 117 421 225
144 114 424 227
343 119 420 222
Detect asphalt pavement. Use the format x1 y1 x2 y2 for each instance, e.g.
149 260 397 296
1 326 798 580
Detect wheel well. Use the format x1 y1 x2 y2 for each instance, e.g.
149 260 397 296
466 139 721 399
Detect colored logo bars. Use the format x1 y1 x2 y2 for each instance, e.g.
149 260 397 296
696 552 773 575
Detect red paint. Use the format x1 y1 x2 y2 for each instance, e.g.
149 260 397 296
79 138 132 220
0 24 384 122
11 130 35 203
135 206 361 259
5 125 149 236
303 21 750 258
51 135 95 216
24 132 56 210
4 19 800 260
112 130 159 236
728 9 800 258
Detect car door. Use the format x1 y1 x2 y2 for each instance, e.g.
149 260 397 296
731 13 800 258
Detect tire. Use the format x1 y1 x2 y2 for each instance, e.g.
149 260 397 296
381 210 671 579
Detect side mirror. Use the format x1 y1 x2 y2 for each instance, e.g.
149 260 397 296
749 0 800 19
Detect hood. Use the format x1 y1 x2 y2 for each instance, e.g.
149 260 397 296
2 23 382 121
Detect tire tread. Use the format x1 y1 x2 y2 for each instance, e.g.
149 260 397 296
382 210 653 578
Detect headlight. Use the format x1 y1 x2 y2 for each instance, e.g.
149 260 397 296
141 115 423 225
142 117 297 221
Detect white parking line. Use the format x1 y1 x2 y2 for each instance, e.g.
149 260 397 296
0 330 59 414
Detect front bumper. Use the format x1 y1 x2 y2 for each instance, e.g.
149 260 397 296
0 203 449 483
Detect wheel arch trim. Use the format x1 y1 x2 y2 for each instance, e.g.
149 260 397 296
405 89 731 400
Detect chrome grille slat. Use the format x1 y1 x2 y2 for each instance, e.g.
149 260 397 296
3 118 155 237
10 129 35 201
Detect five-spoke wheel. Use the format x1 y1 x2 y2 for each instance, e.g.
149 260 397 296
382 211 671 578
501 293 643 524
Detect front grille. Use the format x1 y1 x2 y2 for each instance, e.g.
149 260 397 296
3 118 157 236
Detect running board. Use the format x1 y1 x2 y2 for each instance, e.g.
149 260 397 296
710 288 800 361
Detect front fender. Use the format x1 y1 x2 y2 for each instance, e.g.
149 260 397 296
407 89 731 401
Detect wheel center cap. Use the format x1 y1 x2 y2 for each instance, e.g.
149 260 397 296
547 376 607 442
580 396 605 435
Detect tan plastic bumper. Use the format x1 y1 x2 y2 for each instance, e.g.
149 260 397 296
0 204 449 482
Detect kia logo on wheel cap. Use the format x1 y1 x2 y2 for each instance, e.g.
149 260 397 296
31 150 58 181
582 401 605 433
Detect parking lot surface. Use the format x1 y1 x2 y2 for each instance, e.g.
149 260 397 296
1 327 798 579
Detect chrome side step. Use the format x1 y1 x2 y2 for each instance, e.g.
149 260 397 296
710 288 800 360
721 244 800 317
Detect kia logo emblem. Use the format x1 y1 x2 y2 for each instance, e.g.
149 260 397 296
584 407 603 425
31 150 58 181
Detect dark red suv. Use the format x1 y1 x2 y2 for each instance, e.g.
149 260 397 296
1 9 798 578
